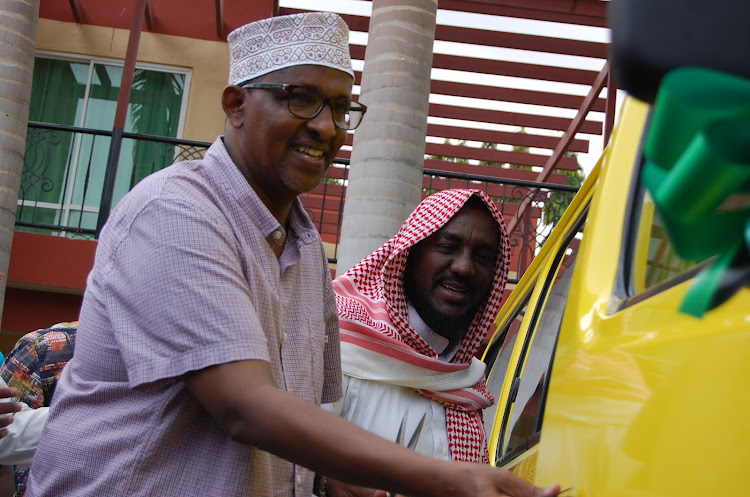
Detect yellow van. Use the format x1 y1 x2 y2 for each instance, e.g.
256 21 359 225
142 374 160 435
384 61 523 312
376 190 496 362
481 1 750 496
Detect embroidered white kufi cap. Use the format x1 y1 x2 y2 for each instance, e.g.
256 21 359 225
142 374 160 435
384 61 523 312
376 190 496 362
228 11 354 86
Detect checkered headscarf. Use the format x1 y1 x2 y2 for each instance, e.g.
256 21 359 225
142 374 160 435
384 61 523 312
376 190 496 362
334 189 511 462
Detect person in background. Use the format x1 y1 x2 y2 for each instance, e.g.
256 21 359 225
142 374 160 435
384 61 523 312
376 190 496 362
0 351 21 443
26 12 559 497
0 322 76 496
323 189 511 496
0 379 47 497
0 349 33 497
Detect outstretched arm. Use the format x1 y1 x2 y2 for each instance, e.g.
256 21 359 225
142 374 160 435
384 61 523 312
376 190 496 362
187 359 560 497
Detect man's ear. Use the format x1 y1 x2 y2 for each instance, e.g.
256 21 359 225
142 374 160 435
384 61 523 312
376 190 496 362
222 85 245 129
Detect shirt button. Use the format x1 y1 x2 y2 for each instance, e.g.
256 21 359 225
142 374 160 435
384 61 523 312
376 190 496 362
438 442 446 454
272 229 283 240
296 474 302 485
282 332 288 344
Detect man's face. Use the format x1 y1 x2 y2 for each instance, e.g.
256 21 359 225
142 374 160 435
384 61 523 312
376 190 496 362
232 65 352 207
404 203 500 340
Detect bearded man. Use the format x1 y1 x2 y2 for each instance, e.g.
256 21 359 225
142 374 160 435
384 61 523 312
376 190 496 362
323 189 512 496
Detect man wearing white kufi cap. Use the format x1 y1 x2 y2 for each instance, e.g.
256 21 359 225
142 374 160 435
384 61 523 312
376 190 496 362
227 11 355 85
26 11 558 497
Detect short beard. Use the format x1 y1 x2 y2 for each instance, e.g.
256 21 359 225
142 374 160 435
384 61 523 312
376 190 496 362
412 298 477 344
279 165 329 195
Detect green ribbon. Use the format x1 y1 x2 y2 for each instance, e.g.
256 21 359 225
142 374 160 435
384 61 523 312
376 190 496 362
641 67 750 317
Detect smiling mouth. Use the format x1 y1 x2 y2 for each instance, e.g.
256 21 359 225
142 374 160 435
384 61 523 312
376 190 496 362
295 145 325 159
441 281 469 295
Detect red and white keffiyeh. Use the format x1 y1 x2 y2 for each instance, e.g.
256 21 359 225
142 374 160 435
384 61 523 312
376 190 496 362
333 189 511 463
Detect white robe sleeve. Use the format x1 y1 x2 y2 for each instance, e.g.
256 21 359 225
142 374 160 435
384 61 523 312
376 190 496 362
0 378 49 466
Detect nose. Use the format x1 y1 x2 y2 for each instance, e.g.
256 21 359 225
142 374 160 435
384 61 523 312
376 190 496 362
450 250 475 277
305 103 339 141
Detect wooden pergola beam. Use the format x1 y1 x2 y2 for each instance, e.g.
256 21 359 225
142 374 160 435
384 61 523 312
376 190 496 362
430 79 608 113
113 0 148 129
437 0 607 27
215 0 224 39
429 103 603 135
505 61 610 236
425 124 591 153
68 0 81 24
144 0 154 31
533 61 610 181
283 11 608 59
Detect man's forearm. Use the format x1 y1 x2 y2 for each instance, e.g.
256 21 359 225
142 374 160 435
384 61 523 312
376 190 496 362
188 360 453 496
187 360 557 497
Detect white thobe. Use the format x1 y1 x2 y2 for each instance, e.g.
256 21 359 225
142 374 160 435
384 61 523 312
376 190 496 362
0 378 49 466
324 304 476 461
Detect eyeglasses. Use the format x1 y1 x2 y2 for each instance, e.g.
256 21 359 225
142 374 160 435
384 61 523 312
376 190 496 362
240 83 367 130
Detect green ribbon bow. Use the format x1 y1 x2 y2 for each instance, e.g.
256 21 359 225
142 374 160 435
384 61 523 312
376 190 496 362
641 67 750 317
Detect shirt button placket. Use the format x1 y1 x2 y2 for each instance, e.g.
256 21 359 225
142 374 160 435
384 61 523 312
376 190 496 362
294 471 303 495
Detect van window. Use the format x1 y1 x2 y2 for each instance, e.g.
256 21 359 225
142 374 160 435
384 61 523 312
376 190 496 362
483 297 530 437
499 219 584 463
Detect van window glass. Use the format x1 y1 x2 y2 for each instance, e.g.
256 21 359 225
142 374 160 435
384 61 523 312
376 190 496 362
500 221 583 463
483 297 530 436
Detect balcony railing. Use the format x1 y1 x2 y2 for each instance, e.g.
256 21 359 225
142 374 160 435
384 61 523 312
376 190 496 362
18 122 578 282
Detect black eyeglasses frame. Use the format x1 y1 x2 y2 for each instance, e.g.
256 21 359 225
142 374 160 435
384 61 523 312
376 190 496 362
240 82 367 130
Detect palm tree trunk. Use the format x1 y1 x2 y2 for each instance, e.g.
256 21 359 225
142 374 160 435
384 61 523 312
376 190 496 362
0 0 40 319
336 0 437 275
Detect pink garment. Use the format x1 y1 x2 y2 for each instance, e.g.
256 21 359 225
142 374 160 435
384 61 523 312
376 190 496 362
334 189 511 462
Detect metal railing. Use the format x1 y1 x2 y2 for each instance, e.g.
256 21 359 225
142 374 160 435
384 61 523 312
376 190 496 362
18 122 578 281
19 121 211 237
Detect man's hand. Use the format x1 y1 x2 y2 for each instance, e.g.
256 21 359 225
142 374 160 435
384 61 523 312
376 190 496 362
0 386 21 439
445 461 561 497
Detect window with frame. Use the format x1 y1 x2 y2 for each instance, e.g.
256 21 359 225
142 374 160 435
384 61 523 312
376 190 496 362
496 216 585 464
18 54 190 236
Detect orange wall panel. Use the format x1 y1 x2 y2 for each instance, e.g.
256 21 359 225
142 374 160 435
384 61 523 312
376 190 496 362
0 288 82 355
0 232 96 352
6 232 96 292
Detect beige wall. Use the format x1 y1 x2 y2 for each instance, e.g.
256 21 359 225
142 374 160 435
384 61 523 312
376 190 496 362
36 19 229 142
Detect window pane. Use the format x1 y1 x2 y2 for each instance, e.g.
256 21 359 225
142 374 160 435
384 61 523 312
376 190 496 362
29 58 89 126
483 298 530 440
113 70 187 205
66 210 99 240
127 69 185 136
20 56 188 236
70 133 112 210
502 221 584 461
16 205 63 229
22 59 89 210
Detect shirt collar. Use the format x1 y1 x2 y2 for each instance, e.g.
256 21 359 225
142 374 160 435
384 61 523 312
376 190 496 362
406 303 459 362
208 137 318 245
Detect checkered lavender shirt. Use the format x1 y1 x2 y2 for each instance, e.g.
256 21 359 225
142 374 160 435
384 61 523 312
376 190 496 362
27 138 342 496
